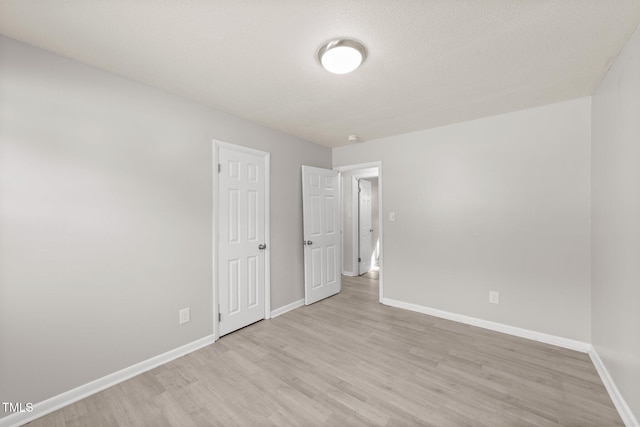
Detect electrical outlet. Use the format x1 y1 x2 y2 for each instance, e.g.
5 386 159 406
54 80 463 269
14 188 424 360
179 307 191 325
489 291 500 304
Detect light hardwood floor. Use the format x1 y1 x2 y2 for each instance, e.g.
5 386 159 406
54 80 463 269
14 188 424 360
27 272 623 426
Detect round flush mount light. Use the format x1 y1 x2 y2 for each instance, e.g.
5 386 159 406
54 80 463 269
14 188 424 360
318 39 367 74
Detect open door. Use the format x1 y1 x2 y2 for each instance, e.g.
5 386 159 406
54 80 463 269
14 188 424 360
216 141 269 337
301 166 341 305
358 179 373 275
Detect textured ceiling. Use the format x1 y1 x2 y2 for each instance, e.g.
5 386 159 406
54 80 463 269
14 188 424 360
1 1 639 148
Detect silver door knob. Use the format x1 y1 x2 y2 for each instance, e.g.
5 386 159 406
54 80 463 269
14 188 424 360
258 244 267 250
306 240 313 245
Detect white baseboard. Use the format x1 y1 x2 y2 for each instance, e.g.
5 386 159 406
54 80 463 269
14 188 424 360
342 271 357 277
270 298 304 318
381 298 591 353
589 349 639 427
0 334 216 427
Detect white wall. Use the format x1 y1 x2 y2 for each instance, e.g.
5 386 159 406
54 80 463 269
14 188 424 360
591 25 640 422
0 36 331 410
334 98 592 341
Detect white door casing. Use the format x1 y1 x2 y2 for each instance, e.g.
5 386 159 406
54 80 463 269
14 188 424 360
302 166 341 305
358 179 372 275
216 142 269 337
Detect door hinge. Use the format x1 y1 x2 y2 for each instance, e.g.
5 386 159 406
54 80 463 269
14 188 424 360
358 257 361 262
218 163 221 173
218 305 221 322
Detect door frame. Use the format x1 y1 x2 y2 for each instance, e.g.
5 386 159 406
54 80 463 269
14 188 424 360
212 140 271 340
335 162 384 303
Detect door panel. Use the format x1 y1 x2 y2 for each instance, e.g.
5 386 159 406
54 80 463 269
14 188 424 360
219 146 266 336
359 179 372 275
302 166 341 305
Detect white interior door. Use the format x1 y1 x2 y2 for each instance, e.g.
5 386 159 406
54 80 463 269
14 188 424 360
302 166 341 305
218 144 268 336
358 179 373 275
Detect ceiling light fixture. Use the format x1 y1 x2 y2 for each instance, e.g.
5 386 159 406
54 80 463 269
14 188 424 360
318 39 367 74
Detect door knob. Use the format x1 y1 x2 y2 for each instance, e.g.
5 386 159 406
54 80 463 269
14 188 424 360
306 240 313 245
258 244 267 250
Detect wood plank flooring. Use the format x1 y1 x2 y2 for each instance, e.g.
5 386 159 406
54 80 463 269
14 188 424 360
27 272 623 426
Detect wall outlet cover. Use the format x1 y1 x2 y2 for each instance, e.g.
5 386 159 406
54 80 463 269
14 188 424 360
489 291 500 304
179 307 191 324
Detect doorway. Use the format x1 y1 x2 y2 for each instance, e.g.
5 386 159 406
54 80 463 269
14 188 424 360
358 178 375 275
335 162 383 302
213 140 271 338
